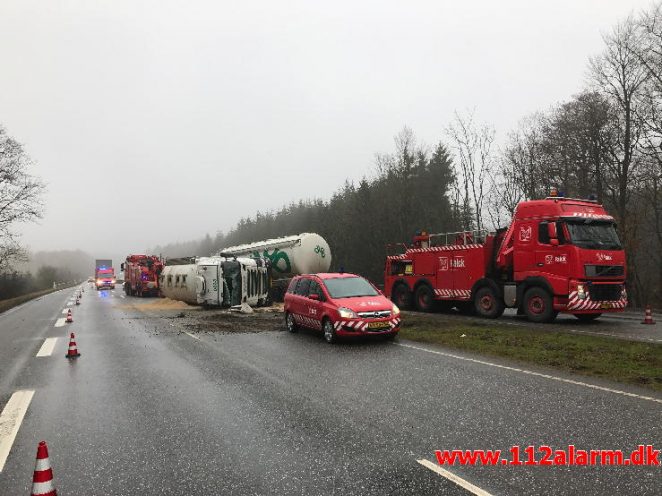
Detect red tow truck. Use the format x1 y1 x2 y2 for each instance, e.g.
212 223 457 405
384 191 627 322
121 254 164 297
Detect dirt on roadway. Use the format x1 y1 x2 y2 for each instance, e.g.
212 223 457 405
116 297 286 335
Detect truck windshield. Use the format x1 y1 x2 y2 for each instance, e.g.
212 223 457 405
323 277 379 298
565 221 622 250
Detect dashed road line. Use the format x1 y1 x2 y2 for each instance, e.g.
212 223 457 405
396 342 662 405
417 459 492 496
61 309 69 314
0 390 35 472
54 317 66 327
36 338 58 357
184 332 201 341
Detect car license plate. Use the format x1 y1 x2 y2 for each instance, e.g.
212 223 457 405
368 322 390 330
601 302 611 309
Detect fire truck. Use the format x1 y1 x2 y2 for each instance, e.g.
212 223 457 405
121 254 164 297
384 191 627 322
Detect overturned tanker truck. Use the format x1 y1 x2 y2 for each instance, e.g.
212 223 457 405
159 256 270 308
219 233 332 300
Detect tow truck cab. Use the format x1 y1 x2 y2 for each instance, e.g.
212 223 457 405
497 194 627 318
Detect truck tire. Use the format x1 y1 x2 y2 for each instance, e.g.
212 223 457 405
414 284 435 313
574 313 601 322
474 286 505 319
523 287 558 323
391 283 412 310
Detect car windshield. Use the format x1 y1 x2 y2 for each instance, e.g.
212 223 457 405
322 276 378 298
565 220 622 250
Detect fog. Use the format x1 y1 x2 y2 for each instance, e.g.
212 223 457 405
0 0 650 256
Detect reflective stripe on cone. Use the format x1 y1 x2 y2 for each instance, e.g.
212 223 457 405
31 441 57 496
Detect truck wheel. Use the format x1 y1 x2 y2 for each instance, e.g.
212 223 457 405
523 287 558 323
474 287 505 318
414 284 435 312
574 313 601 322
391 284 412 310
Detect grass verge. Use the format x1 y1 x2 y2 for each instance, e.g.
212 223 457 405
0 286 74 314
399 313 662 392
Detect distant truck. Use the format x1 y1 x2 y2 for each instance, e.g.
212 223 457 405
121 254 164 297
219 233 332 300
385 190 627 322
160 256 270 308
94 259 115 290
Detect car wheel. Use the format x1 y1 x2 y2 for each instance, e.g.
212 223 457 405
524 287 558 323
414 284 435 312
574 313 602 322
474 286 505 318
323 319 337 344
286 312 298 333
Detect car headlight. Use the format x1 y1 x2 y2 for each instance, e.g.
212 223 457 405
97 279 102 284
577 284 586 300
338 307 358 319
392 304 400 316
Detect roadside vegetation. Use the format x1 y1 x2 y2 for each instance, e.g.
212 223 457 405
0 285 75 314
399 313 662 392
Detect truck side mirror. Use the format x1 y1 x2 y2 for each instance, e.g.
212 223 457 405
309 293 320 301
121 263 125 271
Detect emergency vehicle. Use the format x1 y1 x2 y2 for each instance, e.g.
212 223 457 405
122 254 164 297
384 191 627 322
284 273 401 343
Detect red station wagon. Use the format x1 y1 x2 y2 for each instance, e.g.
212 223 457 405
284 273 401 343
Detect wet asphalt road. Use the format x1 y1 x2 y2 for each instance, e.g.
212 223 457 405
0 287 660 495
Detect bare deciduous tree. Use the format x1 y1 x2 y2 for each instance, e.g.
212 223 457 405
0 126 45 269
446 110 495 232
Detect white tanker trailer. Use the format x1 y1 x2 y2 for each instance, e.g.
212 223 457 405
160 256 269 308
219 233 332 300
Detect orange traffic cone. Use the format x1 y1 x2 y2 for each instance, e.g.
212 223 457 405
65 333 80 358
642 305 656 325
65 309 73 323
31 441 57 496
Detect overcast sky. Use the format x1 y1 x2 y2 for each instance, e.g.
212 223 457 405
0 0 652 258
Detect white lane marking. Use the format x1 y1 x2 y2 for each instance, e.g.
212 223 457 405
61 308 69 314
185 332 201 341
396 343 662 405
120 295 125 298
417 459 493 496
54 317 66 328
36 338 58 357
0 390 35 472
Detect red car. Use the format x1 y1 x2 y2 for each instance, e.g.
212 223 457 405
284 273 401 343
